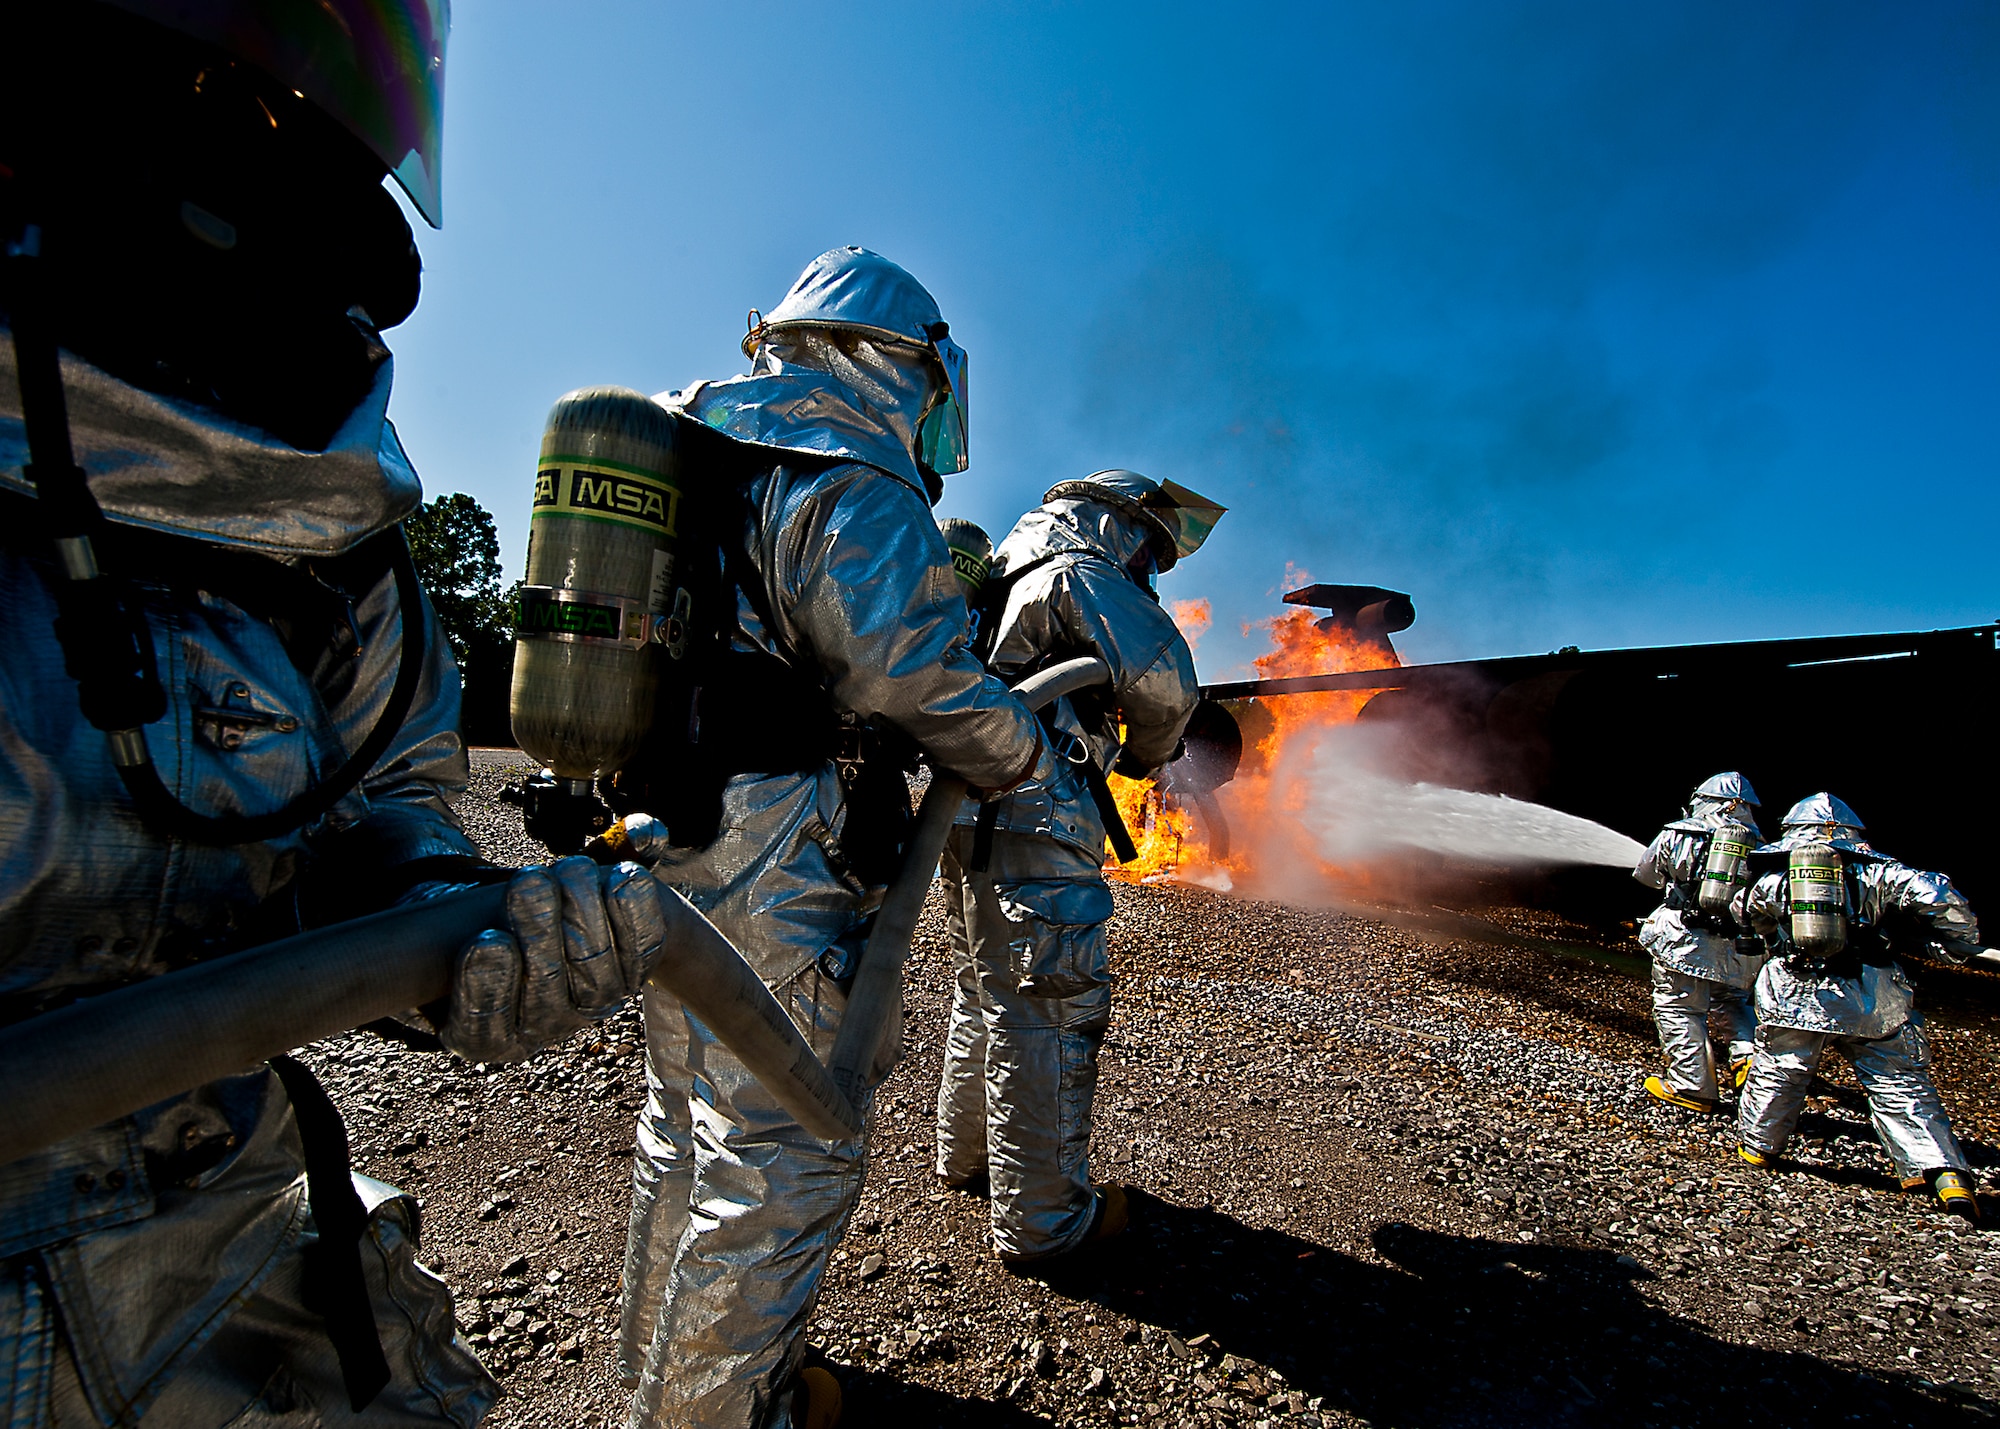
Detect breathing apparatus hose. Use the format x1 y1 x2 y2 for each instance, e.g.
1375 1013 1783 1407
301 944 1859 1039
5 223 426 846
825 655 1113 1106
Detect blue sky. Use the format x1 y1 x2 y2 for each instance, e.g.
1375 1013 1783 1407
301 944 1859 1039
385 1 1999 680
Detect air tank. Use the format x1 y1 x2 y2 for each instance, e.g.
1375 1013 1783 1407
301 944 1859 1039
1697 822 1756 918
1787 842 1848 959
510 387 683 792
939 517 993 600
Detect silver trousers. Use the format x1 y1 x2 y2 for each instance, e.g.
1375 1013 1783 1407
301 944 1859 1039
2 1165 492 1429
1737 1013 1968 1180
934 829 1114 1261
1649 962 1758 1102
621 972 867 1429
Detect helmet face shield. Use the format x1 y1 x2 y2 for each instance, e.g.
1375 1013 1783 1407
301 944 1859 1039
917 393 968 476
106 0 450 226
916 329 968 475
1154 479 1226 561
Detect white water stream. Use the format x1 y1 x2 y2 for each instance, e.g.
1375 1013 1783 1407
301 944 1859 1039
1291 731 1643 867
1219 723 1644 881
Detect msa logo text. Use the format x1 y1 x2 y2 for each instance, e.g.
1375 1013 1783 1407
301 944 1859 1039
571 472 679 534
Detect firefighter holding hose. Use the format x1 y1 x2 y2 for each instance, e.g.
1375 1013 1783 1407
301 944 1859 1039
614 248 1049 1429
1633 772 1766 1111
1734 794 1983 1220
0 4 670 1422
934 470 1222 1263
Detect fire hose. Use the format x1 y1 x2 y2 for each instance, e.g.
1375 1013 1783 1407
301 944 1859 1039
0 657 1109 1166
826 655 1111 1103
0 879 860 1162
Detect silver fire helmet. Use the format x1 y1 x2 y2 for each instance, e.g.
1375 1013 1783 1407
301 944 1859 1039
1694 772 1760 807
103 0 451 227
1759 791 1875 855
1782 792 1865 834
744 247 968 476
1041 469 1227 573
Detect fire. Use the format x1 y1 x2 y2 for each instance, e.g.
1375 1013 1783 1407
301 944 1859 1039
1106 603 1400 892
1170 598 1212 655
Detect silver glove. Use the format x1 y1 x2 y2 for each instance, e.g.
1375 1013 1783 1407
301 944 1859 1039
443 856 667 1063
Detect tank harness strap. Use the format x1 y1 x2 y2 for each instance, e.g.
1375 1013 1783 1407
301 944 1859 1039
1087 758 1141 865
970 551 1063 661
1035 707 1140 865
268 1056 391 1411
969 798 1002 874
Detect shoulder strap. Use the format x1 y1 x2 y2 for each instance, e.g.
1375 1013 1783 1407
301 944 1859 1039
973 551 1066 660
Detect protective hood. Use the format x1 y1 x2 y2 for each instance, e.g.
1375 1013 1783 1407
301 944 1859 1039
1041 469 1225 572
1694 771 1760 807
745 247 968 478
660 329 938 503
0 332 420 556
1781 792 1865 833
1761 791 1875 856
991 498 1159 583
1681 802 1763 840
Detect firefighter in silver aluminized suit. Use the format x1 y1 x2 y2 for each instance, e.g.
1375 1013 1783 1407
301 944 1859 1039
1735 794 1983 1220
935 470 1220 1263
619 248 1046 1429
1633 772 1765 1111
0 6 668 1424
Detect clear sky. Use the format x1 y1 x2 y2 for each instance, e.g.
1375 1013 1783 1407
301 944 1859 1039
384 1 1999 680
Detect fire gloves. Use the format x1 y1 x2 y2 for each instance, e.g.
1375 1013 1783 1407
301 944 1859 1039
442 856 667 1064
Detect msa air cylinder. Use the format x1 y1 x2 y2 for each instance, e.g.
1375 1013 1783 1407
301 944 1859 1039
1787 842 1848 959
939 518 993 600
1697 823 1756 917
510 387 683 788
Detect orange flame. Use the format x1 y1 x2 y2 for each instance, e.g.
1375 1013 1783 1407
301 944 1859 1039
1107 603 1400 893
1170 598 1212 655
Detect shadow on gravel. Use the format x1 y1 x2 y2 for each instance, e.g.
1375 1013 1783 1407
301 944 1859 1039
840 1368 1048 1426
1013 1193 1989 1427
1782 1110 2000 1191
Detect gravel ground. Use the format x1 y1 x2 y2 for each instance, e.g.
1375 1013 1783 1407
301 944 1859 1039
302 755 2000 1427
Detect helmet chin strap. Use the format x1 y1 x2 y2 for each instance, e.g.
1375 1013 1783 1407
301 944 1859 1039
5 220 426 845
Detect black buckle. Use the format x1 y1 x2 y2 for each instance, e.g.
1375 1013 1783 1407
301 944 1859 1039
835 722 867 786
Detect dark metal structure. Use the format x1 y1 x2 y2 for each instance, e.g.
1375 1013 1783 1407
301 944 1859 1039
1183 606 2000 913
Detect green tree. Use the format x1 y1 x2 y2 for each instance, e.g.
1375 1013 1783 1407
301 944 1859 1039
403 491 513 666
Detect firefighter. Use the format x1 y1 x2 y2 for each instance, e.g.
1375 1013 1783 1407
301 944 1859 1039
934 469 1222 1263
1 4 664 1424
618 247 1047 1428
1633 773 1765 1110
1735 794 1982 1220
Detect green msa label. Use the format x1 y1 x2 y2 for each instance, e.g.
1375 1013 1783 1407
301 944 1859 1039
514 586 648 647
533 456 682 535
949 546 990 591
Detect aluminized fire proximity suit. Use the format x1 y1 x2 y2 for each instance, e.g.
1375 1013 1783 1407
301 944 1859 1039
1 6 674 1417
619 249 1042 1428
0 348 505 1424
1736 796 1981 1193
1633 774 1764 1106
935 479 1205 1261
